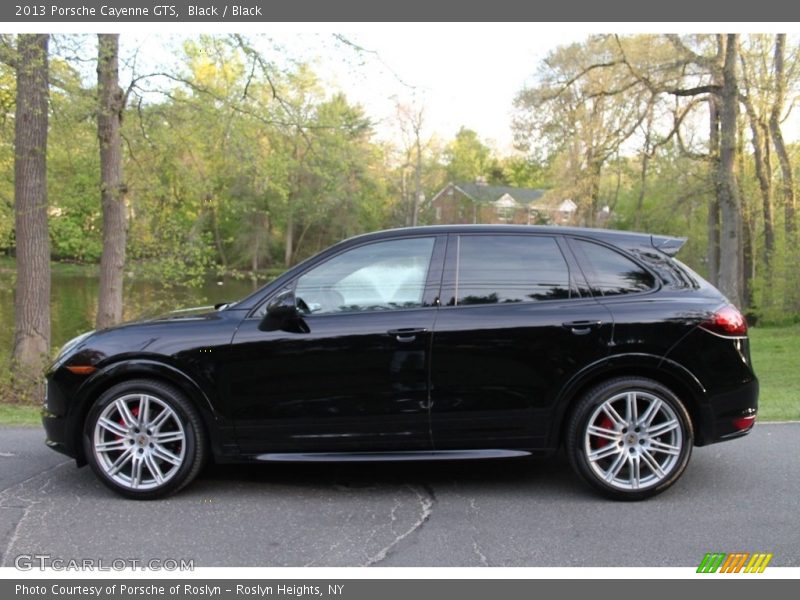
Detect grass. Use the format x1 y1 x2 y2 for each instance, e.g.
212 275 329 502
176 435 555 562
0 255 99 277
0 403 41 426
0 325 797 426
749 324 800 422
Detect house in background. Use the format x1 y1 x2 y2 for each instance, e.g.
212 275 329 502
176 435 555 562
429 181 578 226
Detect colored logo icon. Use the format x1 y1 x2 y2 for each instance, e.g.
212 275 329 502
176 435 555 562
697 552 773 573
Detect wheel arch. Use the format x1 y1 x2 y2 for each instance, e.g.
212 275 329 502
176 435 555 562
549 353 708 449
67 359 222 466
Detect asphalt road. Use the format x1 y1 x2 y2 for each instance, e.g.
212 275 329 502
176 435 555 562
0 424 798 568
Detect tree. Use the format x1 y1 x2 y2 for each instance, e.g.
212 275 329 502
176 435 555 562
740 34 800 313
394 101 428 227
444 127 492 184
661 35 743 307
768 34 796 241
12 34 50 389
0 55 16 249
514 36 653 226
47 54 102 263
612 34 745 305
96 34 127 329
716 34 744 308
496 155 548 189
739 36 775 288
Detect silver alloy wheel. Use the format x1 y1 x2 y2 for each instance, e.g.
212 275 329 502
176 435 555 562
92 393 187 491
584 390 683 491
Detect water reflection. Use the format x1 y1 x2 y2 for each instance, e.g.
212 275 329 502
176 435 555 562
0 270 269 355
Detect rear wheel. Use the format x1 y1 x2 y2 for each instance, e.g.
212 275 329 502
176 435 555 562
83 379 207 499
566 377 693 500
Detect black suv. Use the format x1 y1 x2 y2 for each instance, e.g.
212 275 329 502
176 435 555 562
43 225 758 500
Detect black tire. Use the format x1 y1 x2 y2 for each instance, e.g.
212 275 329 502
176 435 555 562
566 377 693 501
83 379 207 500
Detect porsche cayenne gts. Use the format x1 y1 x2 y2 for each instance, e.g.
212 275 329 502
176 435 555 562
43 225 758 500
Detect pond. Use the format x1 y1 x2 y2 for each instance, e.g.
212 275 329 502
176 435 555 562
0 267 271 357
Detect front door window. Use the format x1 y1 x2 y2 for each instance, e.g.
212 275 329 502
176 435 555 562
295 237 436 314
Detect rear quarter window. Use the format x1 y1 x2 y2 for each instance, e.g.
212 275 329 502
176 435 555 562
572 239 655 296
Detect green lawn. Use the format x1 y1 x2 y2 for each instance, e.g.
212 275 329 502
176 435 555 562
0 403 41 426
749 324 800 421
0 325 796 426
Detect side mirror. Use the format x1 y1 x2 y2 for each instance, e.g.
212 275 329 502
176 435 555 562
259 289 309 333
266 289 298 320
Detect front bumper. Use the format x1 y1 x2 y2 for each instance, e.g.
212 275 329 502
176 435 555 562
42 412 74 458
42 375 81 462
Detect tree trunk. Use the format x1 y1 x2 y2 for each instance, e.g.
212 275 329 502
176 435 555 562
716 34 743 308
251 224 260 275
251 210 269 277
294 221 313 262
736 125 756 310
12 34 51 391
412 136 422 227
400 168 410 226
585 155 602 228
737 111 753 309
284 208 294 267
208 194 228 270
634 108 654 231
96 34 127 329
634 154 650 231
741 199 755 310
740 54 776 282
768 34 796 241
706 96 721 287
773 126 796 237
743 103 775 274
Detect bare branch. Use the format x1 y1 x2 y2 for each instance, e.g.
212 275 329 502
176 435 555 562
655 97 707 159
332 33 416 90
542 60 624 100
666 34 720 70
242 54 257 99
668 84 722 97
585 78 643 99
614 35 721 98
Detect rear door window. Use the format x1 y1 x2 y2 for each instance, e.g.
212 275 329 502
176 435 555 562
450 235 571 305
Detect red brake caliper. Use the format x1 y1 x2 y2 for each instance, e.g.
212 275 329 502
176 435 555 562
594 415 614 448
116 406 140 440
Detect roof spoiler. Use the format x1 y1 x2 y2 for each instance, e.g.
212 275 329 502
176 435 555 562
650 235 687 257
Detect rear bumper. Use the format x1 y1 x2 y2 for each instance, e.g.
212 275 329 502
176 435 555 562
695 378 759 446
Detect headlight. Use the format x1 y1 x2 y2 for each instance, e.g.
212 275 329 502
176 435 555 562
55 330 95 362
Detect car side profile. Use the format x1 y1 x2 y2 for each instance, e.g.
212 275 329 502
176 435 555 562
43 225 758 500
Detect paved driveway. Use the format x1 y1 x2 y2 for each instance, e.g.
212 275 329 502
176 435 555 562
1 424 798 567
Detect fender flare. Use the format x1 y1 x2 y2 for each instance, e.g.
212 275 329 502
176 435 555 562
66 358 224 463
547 352 706 447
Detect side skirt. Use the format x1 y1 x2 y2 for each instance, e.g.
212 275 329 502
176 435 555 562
254 449 532 462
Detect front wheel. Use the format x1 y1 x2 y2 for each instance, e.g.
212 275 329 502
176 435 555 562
566 377 693 500
83 379 207 499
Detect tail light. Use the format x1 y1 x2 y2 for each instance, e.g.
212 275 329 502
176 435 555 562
732 415 757 431
700 305 747 337
732 408 757 432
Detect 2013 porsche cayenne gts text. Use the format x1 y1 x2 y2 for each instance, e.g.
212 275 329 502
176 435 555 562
43 225 758 500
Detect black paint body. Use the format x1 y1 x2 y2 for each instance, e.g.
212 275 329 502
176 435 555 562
43 225 758 465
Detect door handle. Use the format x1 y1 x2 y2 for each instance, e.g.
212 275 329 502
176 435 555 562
562 320 603 335
387 328 428 343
